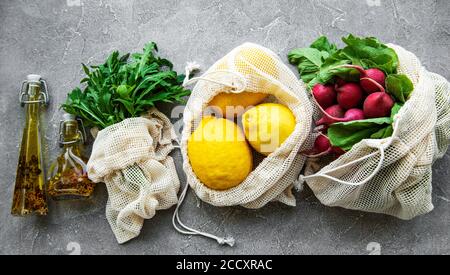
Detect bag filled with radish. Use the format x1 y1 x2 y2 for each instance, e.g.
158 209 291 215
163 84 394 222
289 35 450 219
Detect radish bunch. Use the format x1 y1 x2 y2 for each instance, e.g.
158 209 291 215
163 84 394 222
309 66 394 157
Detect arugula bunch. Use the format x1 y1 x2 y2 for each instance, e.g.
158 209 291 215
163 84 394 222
62 42 190 129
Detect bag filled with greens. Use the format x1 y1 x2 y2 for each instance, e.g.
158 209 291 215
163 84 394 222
63 43 189 243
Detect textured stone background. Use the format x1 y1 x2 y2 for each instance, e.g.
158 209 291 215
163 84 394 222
0 0 448 255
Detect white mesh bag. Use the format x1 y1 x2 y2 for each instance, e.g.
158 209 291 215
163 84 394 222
173 43 312 245
87 108 180 244
302 44 450 220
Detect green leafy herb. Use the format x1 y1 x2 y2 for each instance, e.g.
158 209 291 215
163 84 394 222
340 35 399 75
62 42 191 129
385 74 414 103
288 36 343 86
288 34 399 88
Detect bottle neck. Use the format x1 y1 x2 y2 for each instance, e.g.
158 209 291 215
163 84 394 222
24 84 42 123
62 121 82 150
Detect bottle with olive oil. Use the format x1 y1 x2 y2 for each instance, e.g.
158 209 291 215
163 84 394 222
11 74 49 216
47 113 95 200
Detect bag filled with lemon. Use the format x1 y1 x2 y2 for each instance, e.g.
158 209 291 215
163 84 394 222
181 43 313 205
174 43 313 245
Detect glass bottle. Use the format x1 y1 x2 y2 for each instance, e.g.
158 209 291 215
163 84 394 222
11 74 49 216
47 113 95 200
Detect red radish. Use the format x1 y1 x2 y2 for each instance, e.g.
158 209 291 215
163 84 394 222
316 104 345 125
361 77 393 118
335 77 347 87
331 146 346 156
336 83 363 109
304 134 332 158
314 134 331 154
312 84 337 109
361 69 386 93
342 108 365 122
363 92 394 118
304 134 346 158
317 106 364 125
340 65 385 94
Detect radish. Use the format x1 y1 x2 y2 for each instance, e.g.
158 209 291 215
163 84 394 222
336 83 363 109
312 84 337 109
317 105 365 125
362 78 394 118
331 146 346 156
305 134 332 158
363 92 394 118
340 65 385 94
314 134 332 154
335 77 347 87
304 134 346 158
342 108 365 121
316 104 345 125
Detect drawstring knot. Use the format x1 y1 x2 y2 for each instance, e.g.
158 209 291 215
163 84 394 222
293 174 305 192
217 236 235 247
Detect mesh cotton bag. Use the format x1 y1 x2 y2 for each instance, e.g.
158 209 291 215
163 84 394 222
302 44 450 220
182 43 312 208
172 43 312 245
87 108 180 244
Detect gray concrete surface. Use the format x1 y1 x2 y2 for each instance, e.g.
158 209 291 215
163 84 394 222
0 0 449 255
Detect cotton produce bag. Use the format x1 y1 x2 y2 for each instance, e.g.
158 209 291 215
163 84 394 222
87 108 180 244
172 43 313 246
301 44 450 220
181 43 313 208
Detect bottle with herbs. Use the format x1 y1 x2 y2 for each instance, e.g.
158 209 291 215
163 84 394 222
47 113 95 200
11 74 49 216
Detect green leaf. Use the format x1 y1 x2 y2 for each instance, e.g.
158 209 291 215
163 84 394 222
341 34 399 74
370 125 393 139
310 36 338 53
390 102 403 120
328 117 392 151
62 41 193 129
82 63 90 76
385 74 414 103
114 98 135 116
288 36 341 86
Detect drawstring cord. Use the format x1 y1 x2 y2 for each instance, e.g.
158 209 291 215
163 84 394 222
296 115 402 187
182 62 247 94
64 147 88 175
172 179 235 247
170 62 237 247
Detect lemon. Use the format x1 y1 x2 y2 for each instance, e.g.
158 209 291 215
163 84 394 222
242 103 296 156
208 46 279 117
187 116 253 190
208 92 268 118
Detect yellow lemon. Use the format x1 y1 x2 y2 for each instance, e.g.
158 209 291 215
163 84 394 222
242 103 296 156
187 116 253 190
208 92 268 118
208 47 279 117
